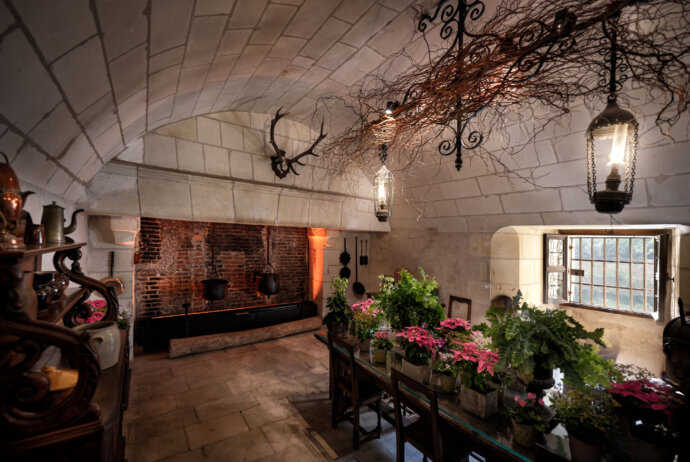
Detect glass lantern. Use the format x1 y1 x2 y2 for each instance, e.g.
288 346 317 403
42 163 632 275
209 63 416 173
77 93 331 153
373 163 394 222
586 100 638 214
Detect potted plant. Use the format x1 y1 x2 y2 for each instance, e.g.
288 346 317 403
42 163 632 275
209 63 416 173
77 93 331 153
351 298 382 351
323 277 351 338
396 326 439 383
433 351 460 393
607 365 682 460
551 387 619 462
453 341 500 419
371 331 393 364
376 268 445 330
477 292 611 392
506 393 548 448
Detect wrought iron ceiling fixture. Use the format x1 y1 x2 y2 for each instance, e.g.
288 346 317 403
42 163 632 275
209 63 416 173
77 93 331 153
586 16 639 214
413 0 577 171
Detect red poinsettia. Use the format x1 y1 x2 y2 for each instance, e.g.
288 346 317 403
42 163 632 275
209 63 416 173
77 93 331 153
609 379 681 417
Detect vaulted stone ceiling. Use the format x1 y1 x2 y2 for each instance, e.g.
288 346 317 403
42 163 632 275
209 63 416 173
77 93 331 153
0 0 433 201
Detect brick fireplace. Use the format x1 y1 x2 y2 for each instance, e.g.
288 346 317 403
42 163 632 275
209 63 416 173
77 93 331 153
134 217 308 319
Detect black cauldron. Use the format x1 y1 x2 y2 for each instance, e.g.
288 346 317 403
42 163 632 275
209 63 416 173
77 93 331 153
201 278 228 301
258 264 280 296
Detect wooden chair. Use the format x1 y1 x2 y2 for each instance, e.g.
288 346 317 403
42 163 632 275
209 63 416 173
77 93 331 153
391 369 470 462
327 332 383 450
447 295 472 321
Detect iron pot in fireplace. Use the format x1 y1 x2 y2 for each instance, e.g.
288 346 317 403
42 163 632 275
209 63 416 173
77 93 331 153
201 278 228 301
258 263 280 296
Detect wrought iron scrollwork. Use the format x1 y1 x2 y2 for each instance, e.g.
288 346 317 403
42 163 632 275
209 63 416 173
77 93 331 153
415 1 578 171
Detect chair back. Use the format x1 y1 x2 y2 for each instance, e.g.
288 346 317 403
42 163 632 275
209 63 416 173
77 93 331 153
391 368 442 461
448 295 472 321
327 332 358 388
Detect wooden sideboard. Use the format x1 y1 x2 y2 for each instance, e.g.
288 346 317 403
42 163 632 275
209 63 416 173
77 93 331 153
0 242 130 461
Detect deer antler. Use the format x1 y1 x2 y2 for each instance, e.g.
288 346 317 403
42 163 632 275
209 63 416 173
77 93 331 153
269 108 327 179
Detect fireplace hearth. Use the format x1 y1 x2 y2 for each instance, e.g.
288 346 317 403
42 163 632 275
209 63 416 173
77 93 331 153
134 217 310 349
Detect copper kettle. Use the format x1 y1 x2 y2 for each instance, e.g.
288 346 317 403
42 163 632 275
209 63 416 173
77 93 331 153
0 152 33 248
40 202 84 244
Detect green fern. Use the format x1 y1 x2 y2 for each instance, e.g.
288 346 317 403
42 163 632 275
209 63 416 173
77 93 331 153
476 291 611 389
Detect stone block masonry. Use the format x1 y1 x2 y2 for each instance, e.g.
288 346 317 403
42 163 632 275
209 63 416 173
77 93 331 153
135 217 308 319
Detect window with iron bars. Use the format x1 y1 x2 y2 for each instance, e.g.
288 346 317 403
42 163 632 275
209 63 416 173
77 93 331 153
543 232 668 316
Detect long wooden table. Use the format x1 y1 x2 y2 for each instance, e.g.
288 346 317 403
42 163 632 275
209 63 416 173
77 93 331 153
315 332 571 462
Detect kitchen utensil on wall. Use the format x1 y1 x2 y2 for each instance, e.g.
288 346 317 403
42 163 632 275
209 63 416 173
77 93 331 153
353 237 365 296
339 238 351 279
258 226 280 295
360 238 365 266
364 240 368 265
0 152 33 249
201 223 229 301
101 251 125 296
40 201 84 244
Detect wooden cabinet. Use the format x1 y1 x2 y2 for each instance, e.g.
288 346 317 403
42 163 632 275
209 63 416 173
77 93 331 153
0 242 130 461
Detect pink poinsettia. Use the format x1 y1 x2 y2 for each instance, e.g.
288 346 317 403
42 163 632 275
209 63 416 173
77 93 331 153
397 326 442 355
609 379 680 416
451 342 499 376
351 298 375 312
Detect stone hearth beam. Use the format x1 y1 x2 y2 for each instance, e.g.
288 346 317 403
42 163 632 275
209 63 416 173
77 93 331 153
168 316 323 358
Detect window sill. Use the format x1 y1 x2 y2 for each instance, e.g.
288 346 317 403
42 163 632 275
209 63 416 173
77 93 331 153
559 303 656 320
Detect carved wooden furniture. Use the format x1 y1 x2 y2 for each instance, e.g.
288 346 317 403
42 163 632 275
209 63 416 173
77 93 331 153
0 242 130 461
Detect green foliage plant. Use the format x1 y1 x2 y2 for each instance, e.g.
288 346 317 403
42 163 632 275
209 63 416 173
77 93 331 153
551 387 619 445
375 268 445 330
476 291 611 390
323 277 352 327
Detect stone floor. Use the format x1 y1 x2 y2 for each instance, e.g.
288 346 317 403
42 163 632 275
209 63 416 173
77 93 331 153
124 331 425 462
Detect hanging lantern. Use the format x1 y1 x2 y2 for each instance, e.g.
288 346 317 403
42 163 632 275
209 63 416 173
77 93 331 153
373 145 394 222
586 18 638 214
586 101 638 214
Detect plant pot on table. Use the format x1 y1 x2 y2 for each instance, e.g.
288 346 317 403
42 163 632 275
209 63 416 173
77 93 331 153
440 374 458 393
460 386 498 419
401 359 430 384
511 419 538 448
373 348 388 364
327 322 349 339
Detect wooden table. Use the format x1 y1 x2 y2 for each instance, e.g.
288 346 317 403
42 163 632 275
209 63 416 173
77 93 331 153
315 332 571 462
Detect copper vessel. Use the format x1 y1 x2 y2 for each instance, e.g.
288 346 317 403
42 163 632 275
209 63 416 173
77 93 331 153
0 152 32 249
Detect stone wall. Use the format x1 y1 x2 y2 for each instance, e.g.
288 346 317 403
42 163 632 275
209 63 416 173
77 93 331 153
83 111 389 232
134 217 308 319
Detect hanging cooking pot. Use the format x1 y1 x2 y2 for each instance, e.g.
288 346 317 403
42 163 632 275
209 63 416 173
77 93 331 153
259 263 280 295
663 298 690 391
201 278 228 301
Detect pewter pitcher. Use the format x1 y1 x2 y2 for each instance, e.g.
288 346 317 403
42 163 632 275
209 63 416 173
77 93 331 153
41 202 83 244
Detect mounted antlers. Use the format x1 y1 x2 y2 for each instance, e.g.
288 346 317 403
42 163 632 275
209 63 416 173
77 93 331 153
269 108 327 179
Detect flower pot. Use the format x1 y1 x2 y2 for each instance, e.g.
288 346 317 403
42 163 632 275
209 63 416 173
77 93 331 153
460 386 497 419
327 322 348 339
373 348 388 364
568 433 601 462
511 420 537 448
402 359 430 384
358 339 371 352
440 374 457 393
73 321 121 370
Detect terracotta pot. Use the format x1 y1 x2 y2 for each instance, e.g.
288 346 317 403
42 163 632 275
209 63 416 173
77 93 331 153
373 348 387 364
73 321 121 370
568 433 601 462
460 386 497 419
512 420 537 448
401 359 430 384
440 374 457 393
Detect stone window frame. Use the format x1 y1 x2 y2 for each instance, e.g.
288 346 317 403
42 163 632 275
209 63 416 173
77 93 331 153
543 229 671 321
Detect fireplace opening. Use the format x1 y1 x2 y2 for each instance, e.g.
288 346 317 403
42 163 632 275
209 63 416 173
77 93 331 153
134 218 313 351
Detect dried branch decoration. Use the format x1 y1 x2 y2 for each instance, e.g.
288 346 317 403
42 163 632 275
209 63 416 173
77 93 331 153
270 108 327 179
323 0 690 177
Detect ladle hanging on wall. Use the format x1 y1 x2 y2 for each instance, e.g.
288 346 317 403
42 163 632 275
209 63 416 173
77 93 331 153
201 223 229 301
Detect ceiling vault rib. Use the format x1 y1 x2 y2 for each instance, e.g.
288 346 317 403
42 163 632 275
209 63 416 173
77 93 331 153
88 0 127 148
171 0 199 122
2 0 105 164
144 0 152 132
0 112 87 187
